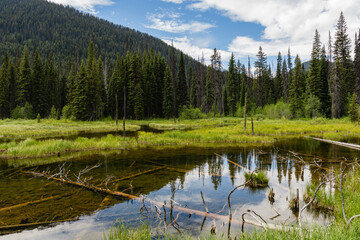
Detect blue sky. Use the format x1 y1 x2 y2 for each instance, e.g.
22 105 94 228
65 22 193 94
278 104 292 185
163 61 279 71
48 0 360 68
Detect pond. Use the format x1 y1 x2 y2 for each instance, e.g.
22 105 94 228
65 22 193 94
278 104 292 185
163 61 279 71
0 137 359 239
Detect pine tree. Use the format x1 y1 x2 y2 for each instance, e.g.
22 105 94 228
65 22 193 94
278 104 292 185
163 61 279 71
7 58 16 112
189 67 197 108
72 61 89 120
289 55 305 117
107 54 122 119
205 66 214 113
308 30 322 97
128 53 143 119
333 12 354 116
163 66 174 118
133 82 144 120
45 54 58 114
282 59 289 102
354 29 360 103
177 52 188 110
17 46 31 106
349 93 359 122
254 46 267 107
227 53 237 116
0 54 9 118
319 46 331 117
274 52 283 100
31 50 47 117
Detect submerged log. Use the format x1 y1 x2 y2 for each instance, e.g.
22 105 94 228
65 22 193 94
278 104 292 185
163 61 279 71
24 170 291 231
0 194 65 212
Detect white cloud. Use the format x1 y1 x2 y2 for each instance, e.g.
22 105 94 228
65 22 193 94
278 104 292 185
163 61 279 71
47 0 114 14
163 37 232 66
189 0 360 59
146 12 215 33
161 0 185 3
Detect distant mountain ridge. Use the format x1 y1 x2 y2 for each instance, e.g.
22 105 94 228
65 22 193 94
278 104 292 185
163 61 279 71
0 0 196 66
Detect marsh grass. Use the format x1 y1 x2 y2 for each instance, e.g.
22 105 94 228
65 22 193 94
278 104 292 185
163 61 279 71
2 118 360 159
244 170 269 187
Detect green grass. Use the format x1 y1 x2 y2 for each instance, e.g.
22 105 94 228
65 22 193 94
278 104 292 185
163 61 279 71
244 170 269 187
1 117 360 159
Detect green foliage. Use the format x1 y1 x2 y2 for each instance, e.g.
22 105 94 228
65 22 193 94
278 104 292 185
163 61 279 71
163 67 174 119
179 106 206 120
263 101 292 119
244 171 269 187
62 105 71 119
10 102 34 119
48 105 57 119
37 113 41 123
290 55 306 118
304 94 323 118
348 93 359 122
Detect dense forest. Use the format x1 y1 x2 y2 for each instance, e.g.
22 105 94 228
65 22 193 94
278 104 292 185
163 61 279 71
0 0 360 121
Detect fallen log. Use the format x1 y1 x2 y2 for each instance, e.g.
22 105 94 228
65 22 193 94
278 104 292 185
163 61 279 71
24 170 292 231
215 153 255 174
308 137 360 151
0 218 78 230
106 166 165 185
0 194 65 212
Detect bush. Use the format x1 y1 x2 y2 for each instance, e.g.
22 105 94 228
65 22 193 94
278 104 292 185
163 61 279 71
10 102 34 119
263 101 292 119
179 106 206 119
62 105 71 119
304 94 323 118
48 105 57 119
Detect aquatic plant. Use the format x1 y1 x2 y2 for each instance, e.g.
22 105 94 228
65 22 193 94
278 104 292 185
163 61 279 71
244 171 269 187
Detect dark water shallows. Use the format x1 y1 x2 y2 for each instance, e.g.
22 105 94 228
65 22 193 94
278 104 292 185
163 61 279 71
0 137 358 239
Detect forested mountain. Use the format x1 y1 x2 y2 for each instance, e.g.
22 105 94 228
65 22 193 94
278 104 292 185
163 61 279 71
0 0 195 67
0 1 359 122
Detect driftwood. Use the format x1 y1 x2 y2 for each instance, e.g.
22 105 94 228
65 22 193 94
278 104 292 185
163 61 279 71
24 169 290 231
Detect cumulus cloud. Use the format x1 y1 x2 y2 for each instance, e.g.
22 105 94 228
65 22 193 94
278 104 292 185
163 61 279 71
189 0 360 59
163 37 232 66
47 0 114 14
146 12 215 33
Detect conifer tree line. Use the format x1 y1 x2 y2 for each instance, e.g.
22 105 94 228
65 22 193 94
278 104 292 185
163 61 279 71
0 12 359 120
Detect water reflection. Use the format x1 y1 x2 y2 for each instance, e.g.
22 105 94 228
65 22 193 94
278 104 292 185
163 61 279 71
0 138 359 239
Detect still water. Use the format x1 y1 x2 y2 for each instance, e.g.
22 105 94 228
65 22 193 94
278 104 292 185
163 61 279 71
0 137 358 239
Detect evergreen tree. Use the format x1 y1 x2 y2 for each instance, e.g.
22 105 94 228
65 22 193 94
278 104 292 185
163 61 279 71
163 66 174 118
307 30 322 97
254 46 267 107
282 59 289 102
333 12 354 116
349 93 359 122
227 53 237 116
72 61 89 120
17 46 31 106
7 58 16 112
274 52 283 100
189 67 197 108
354 29 360 103
0 54 9 118
177 52 187 110
133 82 144 119
319 46 331 117
31 50 47 117
128 53 143 119
205 66 214 113
289 55 305 117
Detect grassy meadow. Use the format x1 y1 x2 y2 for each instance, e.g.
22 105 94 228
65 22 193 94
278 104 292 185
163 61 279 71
1 117 360 159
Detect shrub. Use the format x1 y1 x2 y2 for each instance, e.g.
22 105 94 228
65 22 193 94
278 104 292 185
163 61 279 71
304 94 323 118
263 101 292 119
179 106 206 119
48 105 57 119
62 105 71 119
10 102 34 119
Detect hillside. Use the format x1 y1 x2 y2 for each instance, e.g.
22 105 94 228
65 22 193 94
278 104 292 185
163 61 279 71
0 0 195 66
